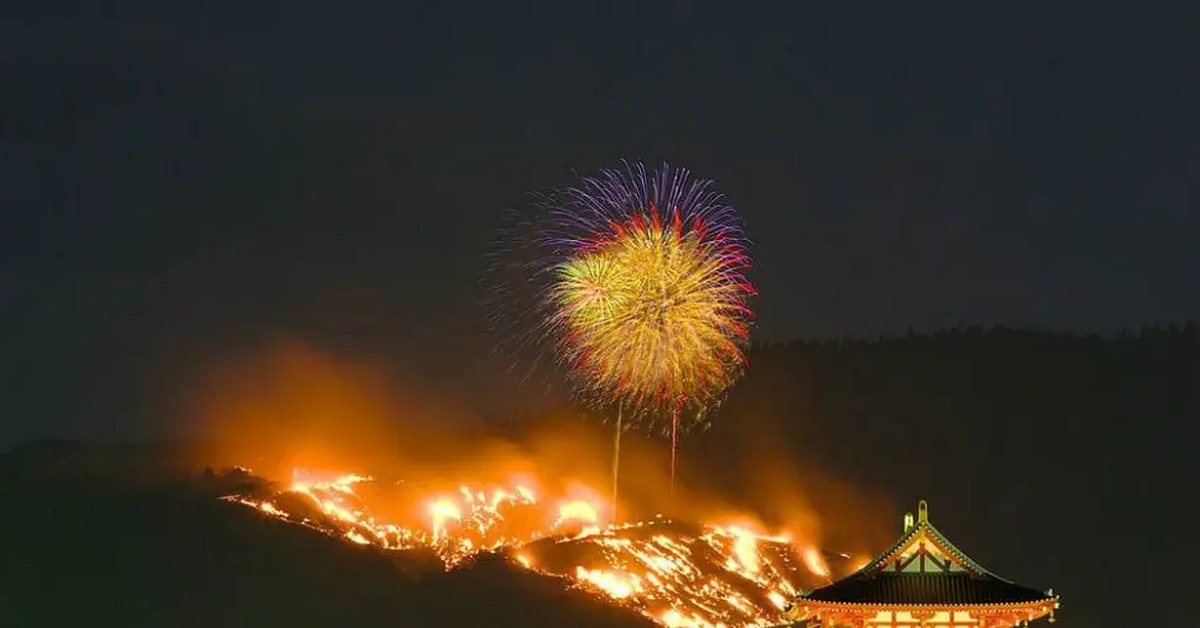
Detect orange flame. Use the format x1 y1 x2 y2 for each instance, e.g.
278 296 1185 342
555 500 599 528
802 546 830 578
221 467 837 627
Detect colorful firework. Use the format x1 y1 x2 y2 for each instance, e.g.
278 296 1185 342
549 202 754 419
487 161 754 494
541 163 754 426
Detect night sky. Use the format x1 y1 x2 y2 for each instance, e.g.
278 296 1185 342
6 3 1198 442
3 2 1200 626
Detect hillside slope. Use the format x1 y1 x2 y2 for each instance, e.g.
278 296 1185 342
0 448 653 628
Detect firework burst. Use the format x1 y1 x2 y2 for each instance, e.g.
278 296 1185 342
541 163 754 427
488 161 754 494
550 203 753 419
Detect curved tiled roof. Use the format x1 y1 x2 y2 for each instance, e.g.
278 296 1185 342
796 501 1056 609
802 572 1050 605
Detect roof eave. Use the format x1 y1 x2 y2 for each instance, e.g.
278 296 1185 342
794 596 1060 608
788 595 1062 622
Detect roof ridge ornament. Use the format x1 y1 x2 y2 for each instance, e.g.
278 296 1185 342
918 499 929 524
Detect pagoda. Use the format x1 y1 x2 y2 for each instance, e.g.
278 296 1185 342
785 501 1060 627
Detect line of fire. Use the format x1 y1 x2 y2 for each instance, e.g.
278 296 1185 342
212 460 1059 628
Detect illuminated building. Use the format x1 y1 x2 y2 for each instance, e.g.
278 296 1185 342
786 501 1059 627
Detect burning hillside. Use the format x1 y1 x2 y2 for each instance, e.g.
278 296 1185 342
219 466 845 628
162 343 886 626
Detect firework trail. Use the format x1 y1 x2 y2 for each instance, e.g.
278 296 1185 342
488 161 755 499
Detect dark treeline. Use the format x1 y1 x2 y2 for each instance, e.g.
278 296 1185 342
713 322 1197 482
686 323 1198 627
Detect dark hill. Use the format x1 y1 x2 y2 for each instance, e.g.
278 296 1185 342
0 446 653 628
3 325 1195 627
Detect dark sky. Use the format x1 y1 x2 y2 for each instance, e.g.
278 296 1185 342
3 3 1198 437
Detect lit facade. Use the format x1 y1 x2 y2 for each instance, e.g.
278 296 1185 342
785 501 1059 627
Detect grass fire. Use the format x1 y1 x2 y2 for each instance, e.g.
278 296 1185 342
155 343 884 627
218 464 842 628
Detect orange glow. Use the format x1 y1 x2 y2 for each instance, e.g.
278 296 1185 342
802 546 830 578
221 466 840 627
428 498 462 540
189 343 882 627
726 526 763 573
660 608 720 627
575 566 644 599
555 500 599 528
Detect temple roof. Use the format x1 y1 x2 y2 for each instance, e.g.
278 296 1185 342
796 500 1057 608
802 572 1050 605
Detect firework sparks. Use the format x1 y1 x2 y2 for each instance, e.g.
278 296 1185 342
490 162 755 498
552 216 751 412
219 466 836 627
543 162 755 431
